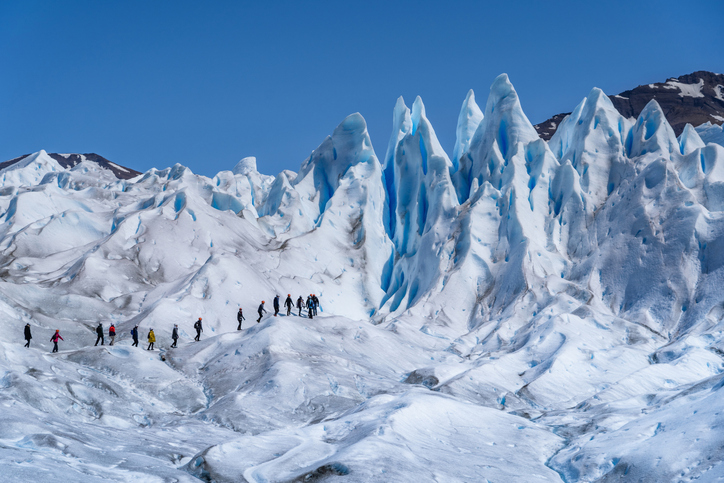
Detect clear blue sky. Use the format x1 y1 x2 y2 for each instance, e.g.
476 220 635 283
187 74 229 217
1 0 722 177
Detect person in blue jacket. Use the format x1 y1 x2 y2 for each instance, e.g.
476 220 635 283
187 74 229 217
131 325 139 347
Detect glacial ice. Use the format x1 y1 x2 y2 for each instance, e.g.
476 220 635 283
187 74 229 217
2 73 724 481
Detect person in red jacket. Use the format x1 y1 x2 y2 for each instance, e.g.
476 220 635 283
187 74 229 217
109 324 116 346
50 330 63 353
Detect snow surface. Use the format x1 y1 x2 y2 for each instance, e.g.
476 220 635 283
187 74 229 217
3 75 724 482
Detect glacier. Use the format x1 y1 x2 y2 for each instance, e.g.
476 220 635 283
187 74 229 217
2 74 724 482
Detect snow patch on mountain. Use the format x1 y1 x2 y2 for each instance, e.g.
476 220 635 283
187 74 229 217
663 77 706 97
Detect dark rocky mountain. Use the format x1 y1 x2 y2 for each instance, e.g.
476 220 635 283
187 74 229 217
0 152 141 180
535 70 724 141
531 113 569 142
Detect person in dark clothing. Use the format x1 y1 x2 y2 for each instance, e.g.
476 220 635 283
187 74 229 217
307 304 314 320
109 324 116 346
296 296 304 316
131 325 139 347
257 301 266 323
24 323 32 348
273 295 280 317
312 294 319 316
50 330 63 353
194 318 203 341
237 308 245 330
306 296 313 317
284 295 293 316
95 323 104 346
171 324 179 348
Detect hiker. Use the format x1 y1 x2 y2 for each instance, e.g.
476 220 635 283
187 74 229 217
306 295 313 317
171 324 179 348
194 318 203 341
273 295 280 317
296 296 304 316
284 294 293 316
307 303 314 320
147 328 155 350
131 325 139 347
95 322 104 346
108 324 116 346
257 301 266 323
312 294 319 316
50 330 63 353
237 308 245 330
24 323 32 348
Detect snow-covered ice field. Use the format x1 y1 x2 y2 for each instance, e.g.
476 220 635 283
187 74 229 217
2 74 724 481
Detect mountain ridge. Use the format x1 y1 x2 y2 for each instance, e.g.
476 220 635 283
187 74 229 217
535 70 724 140
0 152 141 180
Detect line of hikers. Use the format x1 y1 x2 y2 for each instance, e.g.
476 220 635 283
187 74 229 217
23 294 321 352
253 294 320 325
22 318 204 352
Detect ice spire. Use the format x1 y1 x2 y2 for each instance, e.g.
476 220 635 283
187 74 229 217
379 95 459 312
626 100 679 158
548 87 630 212
382 97 412 238
232 156 258 176
385 96 456 257
678 123 706 155
259 112 380 238
452 89 484 172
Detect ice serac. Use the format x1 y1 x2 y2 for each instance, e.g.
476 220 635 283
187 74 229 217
452 90 484 173
382 97 412 240
232 156 257 176
260 113 377 232
626 99 679 158
550 88 632 206
380 96 459 313
451 74 562 318
678 123 706 155
696 121 724 147
569 107 724 336
0 150 65 188
547 88 633 258
259 113 393 316
219 156 275 218
458 74 544 200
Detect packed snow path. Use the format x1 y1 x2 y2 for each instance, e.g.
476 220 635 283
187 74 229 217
2 74 724 481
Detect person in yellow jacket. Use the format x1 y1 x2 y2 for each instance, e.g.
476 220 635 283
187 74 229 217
147 328 156 351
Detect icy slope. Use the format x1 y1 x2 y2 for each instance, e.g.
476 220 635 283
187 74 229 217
2 73 724 481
